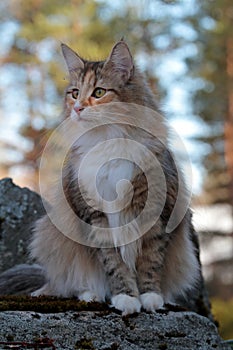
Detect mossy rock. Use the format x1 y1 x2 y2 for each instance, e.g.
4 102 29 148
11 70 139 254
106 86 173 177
0 295 110 314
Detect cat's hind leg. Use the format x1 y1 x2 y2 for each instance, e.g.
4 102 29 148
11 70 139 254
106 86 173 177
31 283 55 297
78 290 103 302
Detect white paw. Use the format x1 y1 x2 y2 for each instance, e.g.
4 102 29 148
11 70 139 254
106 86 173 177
78 290 100 302
140 292 164 312
111 294 141 315
31 283 53 297
31 289 42 297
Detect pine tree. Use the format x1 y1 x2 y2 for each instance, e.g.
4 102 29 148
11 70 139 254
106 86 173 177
0 0 190 189
186 0 233 206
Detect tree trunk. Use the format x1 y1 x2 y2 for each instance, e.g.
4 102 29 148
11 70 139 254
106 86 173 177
225 37 233 209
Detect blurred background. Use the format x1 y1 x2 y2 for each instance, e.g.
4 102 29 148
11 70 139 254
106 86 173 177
0 0 232 339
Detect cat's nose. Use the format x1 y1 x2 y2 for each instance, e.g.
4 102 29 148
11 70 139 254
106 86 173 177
74 103 84 115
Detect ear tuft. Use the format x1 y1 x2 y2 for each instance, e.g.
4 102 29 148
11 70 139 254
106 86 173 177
61 43 84 72
104 41 134 81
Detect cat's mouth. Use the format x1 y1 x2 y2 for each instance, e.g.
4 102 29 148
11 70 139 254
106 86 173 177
71 107 98 124
71 109 85 122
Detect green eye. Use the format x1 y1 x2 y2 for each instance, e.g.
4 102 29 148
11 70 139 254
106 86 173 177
92 87 106 98
71 88 79 99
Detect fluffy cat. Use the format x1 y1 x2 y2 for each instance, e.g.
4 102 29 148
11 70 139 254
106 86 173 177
30 40 200 315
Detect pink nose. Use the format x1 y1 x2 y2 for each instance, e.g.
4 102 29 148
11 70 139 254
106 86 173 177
74 105 84 114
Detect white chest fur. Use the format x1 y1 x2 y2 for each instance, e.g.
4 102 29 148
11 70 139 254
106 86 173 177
70 127 147 269
75 137 135 215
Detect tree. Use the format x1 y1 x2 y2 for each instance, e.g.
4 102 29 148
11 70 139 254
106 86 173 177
1 0 231 204
186 0 233 206
0 0 117 188
0 0 197 190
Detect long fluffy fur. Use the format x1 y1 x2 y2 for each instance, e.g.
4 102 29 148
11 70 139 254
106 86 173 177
3 42 200 313
30 118 199 303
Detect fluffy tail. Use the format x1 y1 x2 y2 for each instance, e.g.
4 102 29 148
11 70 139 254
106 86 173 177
0 264 46 295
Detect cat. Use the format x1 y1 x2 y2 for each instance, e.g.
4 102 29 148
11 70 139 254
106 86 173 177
29 40 200 315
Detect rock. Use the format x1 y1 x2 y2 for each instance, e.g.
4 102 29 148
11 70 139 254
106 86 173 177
0 178 45 272
0 178 213 320
0 177 230 349
0 309 230 350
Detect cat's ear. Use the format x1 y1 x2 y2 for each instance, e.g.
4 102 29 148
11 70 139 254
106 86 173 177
61 43 84 72
104 41 134 81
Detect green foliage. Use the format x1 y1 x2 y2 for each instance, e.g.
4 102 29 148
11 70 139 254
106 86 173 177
211 298 233 340
186 0 233 204
0 0 183 185
0 0 232 203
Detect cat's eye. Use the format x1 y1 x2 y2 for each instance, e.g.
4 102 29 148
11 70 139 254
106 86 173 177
71 89 79 99
92 87 106 98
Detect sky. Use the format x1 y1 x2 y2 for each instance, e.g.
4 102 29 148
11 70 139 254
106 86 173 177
0 0 210 195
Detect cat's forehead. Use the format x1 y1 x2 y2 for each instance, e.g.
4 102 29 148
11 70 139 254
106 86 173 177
70 60 105 86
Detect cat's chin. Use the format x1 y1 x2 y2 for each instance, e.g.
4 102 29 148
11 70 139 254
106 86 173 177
71 112 85 122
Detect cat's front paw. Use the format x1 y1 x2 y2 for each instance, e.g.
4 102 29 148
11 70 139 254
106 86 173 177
140 292 164 312
111 294 141 315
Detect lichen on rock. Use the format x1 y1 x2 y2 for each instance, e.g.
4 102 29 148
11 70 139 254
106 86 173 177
0 178 45 272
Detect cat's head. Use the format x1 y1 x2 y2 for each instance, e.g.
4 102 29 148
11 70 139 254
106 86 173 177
62 41 157 121
62 41 135 120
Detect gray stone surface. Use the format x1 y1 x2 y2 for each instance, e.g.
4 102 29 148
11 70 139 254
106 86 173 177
0 310 230 350
1 177 230 349
0 177 213 320
0 178 45 272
